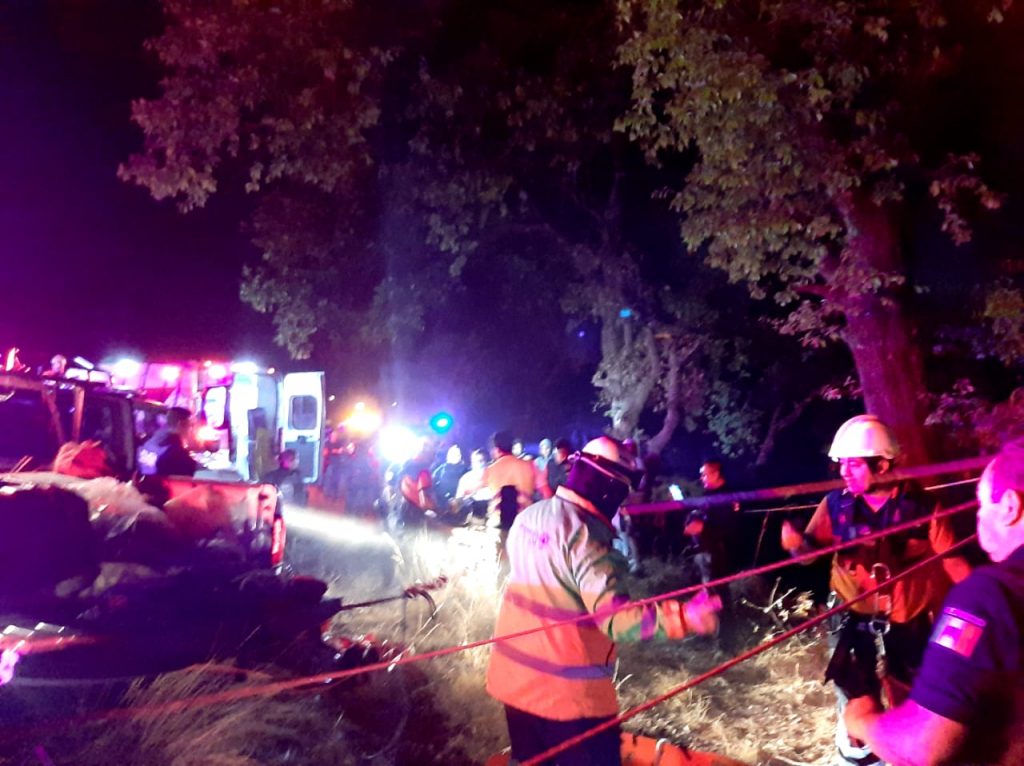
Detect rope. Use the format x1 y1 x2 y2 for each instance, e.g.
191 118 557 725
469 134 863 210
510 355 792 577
338 575 448 615
5 500 975 736
922 477 981 492
623 455 990 516
521 533 979 765
745 501 819 515
747 475 979 515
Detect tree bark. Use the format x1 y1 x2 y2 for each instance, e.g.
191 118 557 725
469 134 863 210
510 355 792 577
842 298 930 465
756 395 815 467
645 340 684 456
837 198 931 466
596 317 658 440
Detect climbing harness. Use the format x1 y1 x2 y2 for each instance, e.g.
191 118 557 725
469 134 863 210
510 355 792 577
869 562 893 704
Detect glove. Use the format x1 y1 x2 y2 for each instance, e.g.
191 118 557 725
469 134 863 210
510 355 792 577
780 520 805 552
682 590 722 636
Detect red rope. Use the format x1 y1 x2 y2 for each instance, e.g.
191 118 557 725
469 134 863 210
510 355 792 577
746 475 980 515
521 534 979 765
623 455 988 516
8 501 977 733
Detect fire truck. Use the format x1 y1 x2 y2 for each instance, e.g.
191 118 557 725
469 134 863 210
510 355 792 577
102 358 326 485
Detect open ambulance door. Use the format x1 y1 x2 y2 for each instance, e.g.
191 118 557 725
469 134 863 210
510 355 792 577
279 372 325 484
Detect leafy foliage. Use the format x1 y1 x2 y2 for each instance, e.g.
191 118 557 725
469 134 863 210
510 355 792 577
120 0 796 457
984 284 1024 368
926 379 1024 452
616 0 1009 313
120 0 387 212
118 0 1018 460
615 0 1015 460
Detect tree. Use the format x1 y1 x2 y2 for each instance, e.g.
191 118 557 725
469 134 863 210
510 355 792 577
616 0 1013 463
119 0 855 461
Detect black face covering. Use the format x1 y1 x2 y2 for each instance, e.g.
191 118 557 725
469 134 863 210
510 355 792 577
564 453 636 519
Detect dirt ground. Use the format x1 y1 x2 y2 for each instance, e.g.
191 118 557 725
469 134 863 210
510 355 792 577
0 522 838 766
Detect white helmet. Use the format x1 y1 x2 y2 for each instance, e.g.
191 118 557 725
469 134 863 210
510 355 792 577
581 436 640 479
828 415 899 461
582 435 621 461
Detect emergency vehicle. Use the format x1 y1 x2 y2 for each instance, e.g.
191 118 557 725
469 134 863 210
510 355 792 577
0 362 285 569
102 359 325 485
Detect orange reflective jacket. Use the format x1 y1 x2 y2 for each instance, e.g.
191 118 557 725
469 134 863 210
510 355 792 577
486 489 686 720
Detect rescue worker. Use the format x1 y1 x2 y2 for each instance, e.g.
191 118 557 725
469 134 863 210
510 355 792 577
43 354 67 378
535 438 554 472
843 437 1024 766
456 448 488 500
432 444 468 512
512 438 531 461
321 426 348 505
538 439 573 499
533 437 554 500
344 439 381 518
455 448 490 523
684 459 743 610
611 438 643 574
483 430 536 533
263 448 307 506
137 407 198 477
780 415 963 766
389 439 437 533
486 436 721 766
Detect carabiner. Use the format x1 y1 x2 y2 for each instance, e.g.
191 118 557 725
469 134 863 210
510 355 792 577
871 562 893 621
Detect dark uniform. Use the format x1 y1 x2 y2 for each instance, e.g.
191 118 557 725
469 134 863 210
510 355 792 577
432 460 467 509
820 483 952 690
685 484 742 598
388 456 434 532
263 465 307 506
908 543 1024 765
137 428 198 477
545 458 569 496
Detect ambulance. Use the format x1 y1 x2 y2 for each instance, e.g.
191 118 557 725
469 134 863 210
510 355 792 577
103 359 326 485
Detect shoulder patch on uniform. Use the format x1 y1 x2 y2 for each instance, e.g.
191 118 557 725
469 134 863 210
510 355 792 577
930 606 986 658
520 527 551 548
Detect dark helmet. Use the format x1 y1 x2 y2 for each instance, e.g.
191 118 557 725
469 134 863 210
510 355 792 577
564 436 643 519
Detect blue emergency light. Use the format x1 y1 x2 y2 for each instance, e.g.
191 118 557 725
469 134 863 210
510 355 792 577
429 411 454 434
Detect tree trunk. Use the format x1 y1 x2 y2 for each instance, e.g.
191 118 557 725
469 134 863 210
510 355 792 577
646 339 685 456
842 296 930 465
837 198 931 466
595 318 657 440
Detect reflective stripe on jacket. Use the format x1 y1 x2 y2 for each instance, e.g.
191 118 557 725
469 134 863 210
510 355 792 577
486 489 685 720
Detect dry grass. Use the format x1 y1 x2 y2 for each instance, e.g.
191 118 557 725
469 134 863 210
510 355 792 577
617 558 835 765
2 526 836 765
9 665 361 766
325 525 509 764
328 529 836 765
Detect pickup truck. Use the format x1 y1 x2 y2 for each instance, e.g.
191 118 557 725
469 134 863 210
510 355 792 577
0 371 284 569
0 372 369 698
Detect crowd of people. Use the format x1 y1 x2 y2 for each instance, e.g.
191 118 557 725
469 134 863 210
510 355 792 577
121 402 1022 765
200 408 1020 766
312 427 596 534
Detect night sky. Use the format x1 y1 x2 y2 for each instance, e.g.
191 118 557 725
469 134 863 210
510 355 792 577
0 0 280 365
0 0 604 446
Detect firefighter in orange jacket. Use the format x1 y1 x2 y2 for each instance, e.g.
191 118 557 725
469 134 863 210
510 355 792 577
486 436 721 766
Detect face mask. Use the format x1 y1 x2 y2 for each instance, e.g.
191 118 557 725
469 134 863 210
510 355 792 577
564 454 634 519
